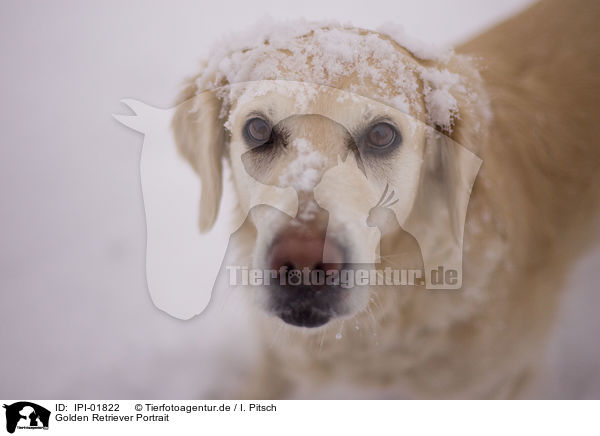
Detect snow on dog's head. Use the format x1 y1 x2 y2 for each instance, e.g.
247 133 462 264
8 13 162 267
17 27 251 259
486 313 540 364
190 19 488 132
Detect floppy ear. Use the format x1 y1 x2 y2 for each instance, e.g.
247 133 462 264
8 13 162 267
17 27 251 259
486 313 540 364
172 76 226 232
433 53 491 155
403 56 488 289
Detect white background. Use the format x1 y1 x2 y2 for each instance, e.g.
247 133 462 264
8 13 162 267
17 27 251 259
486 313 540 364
0 0 599 399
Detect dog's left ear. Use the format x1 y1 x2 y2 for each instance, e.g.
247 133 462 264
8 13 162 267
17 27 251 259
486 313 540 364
172 75 226 232
431 54 491 155
403 55 488 289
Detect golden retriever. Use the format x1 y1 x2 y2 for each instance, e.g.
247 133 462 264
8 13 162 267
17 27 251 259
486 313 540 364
172 0 600 398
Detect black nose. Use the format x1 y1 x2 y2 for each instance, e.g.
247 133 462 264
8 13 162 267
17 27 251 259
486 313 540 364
270 281 350 328
277 289 332 327
280 308 330 327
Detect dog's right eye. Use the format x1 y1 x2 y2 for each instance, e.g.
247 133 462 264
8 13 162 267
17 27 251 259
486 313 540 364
243 118 272 148
364 122 401 151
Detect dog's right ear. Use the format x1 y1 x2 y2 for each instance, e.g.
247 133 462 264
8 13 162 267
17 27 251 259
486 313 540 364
172 75 226 232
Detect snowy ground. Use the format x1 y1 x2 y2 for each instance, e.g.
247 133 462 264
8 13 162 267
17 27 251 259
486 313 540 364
1 0 598 399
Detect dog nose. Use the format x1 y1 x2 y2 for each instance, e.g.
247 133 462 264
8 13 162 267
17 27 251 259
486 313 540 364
269 230 344 271
268 229 346 328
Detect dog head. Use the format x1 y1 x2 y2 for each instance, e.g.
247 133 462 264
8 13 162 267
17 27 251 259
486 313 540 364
173 22 489 328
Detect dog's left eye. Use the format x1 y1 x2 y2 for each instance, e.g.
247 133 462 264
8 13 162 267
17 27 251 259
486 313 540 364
243 118 272 148
364 122 401 150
